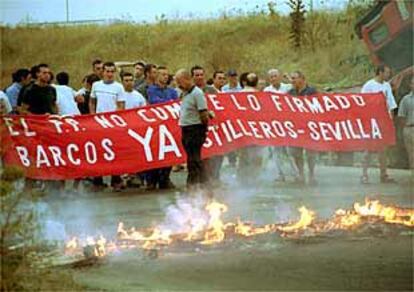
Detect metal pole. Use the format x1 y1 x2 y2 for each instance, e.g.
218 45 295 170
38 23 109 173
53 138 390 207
66 0 69 22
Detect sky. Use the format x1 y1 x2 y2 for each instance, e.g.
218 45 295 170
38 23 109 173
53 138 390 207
0 0 347 25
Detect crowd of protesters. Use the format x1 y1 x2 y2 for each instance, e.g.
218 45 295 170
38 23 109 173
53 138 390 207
0 59 413 194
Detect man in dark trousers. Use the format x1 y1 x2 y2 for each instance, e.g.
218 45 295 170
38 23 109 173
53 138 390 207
175 69 210 192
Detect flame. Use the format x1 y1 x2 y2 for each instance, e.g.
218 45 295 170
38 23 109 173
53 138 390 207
233 219 274 237
354 199 414 227
65 236 78 250
279 206 315 232
200 200 228 244
64 198 413 258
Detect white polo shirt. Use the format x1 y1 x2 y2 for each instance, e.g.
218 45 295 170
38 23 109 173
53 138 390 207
264 82 292 94
123 90 147 109
91 80 125 113
361 79 397 111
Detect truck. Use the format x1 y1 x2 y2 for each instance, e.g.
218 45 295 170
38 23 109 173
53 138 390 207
355 0 413 98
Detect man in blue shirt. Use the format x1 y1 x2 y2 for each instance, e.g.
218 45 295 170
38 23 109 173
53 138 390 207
5 68 31 113
222 69 242 93
146 66 178 190
287 71 318 186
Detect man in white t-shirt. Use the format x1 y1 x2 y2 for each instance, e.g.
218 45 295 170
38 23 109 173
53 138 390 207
121 72 146 109
263 68 297 182
54 72 80 116
90 62 125 114
360 65 397 184
90 62 126 191
263 69 292 94
120 72 147 188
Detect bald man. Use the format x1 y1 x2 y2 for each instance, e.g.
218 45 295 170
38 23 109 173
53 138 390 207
176 69 210 191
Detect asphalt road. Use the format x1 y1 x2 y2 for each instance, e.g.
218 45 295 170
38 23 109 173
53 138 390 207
44 164 413 291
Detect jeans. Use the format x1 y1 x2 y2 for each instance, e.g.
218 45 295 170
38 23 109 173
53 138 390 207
181 124 208 187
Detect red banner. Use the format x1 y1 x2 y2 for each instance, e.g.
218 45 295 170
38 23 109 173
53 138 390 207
0 92 395 179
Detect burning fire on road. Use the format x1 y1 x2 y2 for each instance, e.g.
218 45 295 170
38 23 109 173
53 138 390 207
64 198 413 261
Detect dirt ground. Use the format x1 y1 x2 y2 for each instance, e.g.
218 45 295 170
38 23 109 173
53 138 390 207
44 165 413 291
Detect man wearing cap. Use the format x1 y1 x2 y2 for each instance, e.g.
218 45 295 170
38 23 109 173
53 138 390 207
221 69 242 169
222 69 243 93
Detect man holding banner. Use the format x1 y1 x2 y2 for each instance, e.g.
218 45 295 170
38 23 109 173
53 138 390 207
176 69 209 191
360 65 397 184
90 61 126 191
287 71 318 186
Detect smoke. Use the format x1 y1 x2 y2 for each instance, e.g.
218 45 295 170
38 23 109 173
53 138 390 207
157 192 210 234
33 186 114 244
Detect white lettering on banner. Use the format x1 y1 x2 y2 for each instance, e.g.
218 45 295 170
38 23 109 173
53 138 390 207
230 94 247 111
291 97 309 113
49 119 65 133
49 118 82 134
206 125 223 147
258 121 277 138
304 97 325 114
207 119 300 145
94 115 127 128
226 120 244 140
283 95 366 114
271 121 287 137
20 118 36 136
284 96 296 112
36 146 51 168
333 95 351 109
164 103 181 119
236 119 253 137
16 146 30 166
102 138 115 161
371 119 382 139
246 94 261 111
67 144 81 165
307 119 382 141
150 107 169 120
158 125 182 160
2 118 37 137
137 109 156 123
285 121 298 138
247 121 264 138
64 118 81 132
127 128 154 162
351 95 366 106
3 117 19 136
207 95 225 110
14 140 117 169
322 95 340 111
270 95 283 111
48 146 66 166
221 122 233 142
94 115 115 128
110 115 127 127
85 142 98 164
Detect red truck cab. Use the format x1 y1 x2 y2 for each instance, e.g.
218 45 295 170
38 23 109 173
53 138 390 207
356 0 413 98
